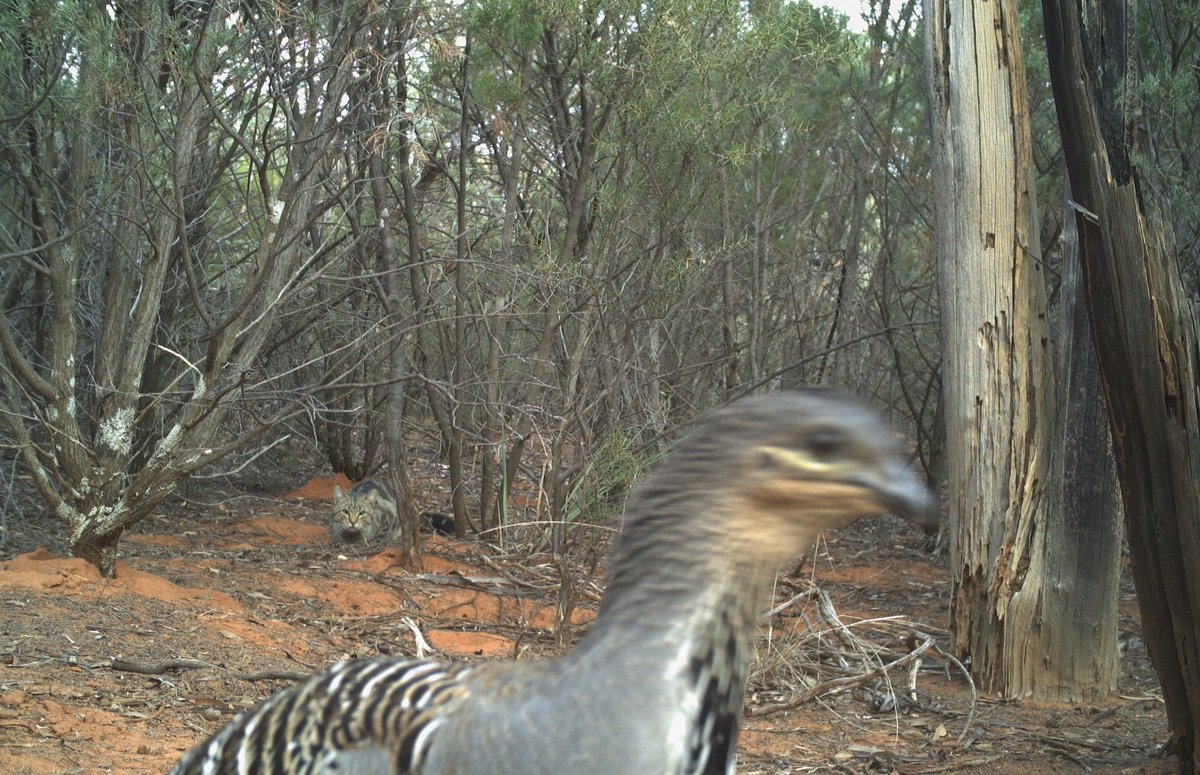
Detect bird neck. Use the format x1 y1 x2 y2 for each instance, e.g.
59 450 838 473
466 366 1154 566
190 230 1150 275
587 494 781 638
560 511 780 774
578 544 775 673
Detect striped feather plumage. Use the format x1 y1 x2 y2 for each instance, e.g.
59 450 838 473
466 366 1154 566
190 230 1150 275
171 659 471 774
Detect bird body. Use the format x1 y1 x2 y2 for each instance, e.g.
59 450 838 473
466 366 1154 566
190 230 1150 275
169 391 934 775
177 591 748 775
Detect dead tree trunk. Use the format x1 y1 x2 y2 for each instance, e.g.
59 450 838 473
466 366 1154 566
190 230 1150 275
925 0 1060 697
1033 193 1122 701
1043 1 1200 766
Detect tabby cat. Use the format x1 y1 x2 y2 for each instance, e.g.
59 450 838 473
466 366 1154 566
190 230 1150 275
329 480 399 544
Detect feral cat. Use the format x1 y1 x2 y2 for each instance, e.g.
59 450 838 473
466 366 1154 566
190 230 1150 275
330 480 399 544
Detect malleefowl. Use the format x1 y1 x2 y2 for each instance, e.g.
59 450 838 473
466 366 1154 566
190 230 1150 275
168 390 934 775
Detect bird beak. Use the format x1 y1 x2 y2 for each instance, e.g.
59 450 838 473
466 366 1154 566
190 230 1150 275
857 462 938 528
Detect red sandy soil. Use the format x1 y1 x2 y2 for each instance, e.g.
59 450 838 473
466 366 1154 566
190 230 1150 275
0 476 1175 774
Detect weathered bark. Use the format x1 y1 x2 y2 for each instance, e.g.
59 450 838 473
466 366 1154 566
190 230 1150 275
1043 0 1200 765
1025 196 1121 701
925 0 1057 695
69 526 123 580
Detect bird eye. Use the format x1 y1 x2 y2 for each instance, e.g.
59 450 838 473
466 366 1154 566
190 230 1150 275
807 428 845 463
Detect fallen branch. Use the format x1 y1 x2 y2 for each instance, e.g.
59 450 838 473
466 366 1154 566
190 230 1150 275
110 658 214 675
400 616 434 659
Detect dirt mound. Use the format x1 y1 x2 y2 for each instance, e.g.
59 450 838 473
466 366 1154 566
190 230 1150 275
285 473 354 500
0 548 244 612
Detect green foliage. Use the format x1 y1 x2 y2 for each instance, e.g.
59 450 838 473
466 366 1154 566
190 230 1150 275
473 0 543 50
563 429 646 528
1135 1 1200 292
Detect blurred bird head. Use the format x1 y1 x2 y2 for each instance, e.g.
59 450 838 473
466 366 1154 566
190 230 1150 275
626 390 936 569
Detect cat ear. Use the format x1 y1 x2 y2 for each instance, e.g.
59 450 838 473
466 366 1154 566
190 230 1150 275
333 485 345 499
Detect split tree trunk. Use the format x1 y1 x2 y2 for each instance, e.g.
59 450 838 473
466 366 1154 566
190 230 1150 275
926 0 1120 700
1031 201 1121 700
1042 0 1200 765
